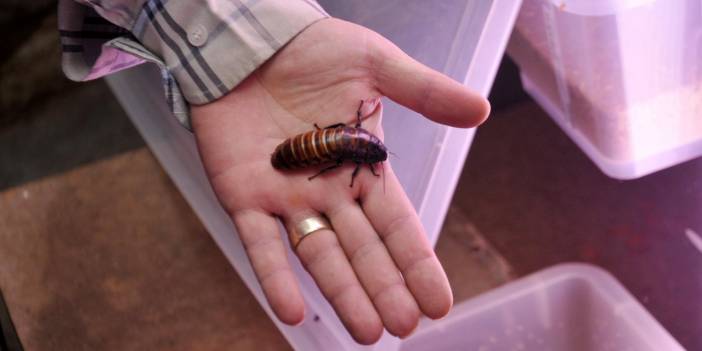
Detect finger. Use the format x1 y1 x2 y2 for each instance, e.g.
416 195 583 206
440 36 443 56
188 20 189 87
286 210 383 344
326 200 420 337
232 209 305 325
372 41 490 128
360 165 453 319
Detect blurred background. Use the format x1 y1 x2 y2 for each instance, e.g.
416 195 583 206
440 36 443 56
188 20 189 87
1 2 701 351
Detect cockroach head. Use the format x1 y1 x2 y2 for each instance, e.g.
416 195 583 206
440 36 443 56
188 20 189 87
367 142 388 163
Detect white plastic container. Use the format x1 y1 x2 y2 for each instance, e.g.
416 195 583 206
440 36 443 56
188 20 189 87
402 263 685 351
508 0 702 179
106 1 521 350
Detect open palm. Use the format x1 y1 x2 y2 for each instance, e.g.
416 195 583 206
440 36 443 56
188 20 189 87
190 18 489 344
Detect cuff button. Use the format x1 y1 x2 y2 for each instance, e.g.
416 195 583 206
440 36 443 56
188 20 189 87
187 24 208 47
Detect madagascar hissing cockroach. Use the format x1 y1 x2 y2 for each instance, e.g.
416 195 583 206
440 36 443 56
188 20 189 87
271 100 388 187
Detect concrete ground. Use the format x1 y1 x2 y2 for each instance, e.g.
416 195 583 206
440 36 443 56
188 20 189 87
0 147 292 351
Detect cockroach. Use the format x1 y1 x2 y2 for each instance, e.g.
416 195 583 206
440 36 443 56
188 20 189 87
271 100 388 187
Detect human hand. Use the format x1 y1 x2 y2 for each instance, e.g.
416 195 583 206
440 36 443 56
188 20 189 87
190 18 489 344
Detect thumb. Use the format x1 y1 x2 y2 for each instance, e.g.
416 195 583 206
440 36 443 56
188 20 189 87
372 42 490 128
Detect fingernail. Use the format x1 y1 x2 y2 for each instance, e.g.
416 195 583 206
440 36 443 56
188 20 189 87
399 324 419 340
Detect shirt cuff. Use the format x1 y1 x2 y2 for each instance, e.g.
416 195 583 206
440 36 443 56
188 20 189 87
59 0 328 130
134 0 329 105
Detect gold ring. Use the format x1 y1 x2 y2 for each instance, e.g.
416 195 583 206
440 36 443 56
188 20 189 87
289 216 331 249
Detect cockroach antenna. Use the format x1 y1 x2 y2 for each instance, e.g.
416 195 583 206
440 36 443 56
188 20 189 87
382 162 386 195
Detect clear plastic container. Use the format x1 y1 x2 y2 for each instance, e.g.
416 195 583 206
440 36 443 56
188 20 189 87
401 263 685 351
106 0 522 350
508 0 702 179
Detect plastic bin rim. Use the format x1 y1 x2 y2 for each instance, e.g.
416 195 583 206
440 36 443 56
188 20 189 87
403 262 685 350
547 0 656 16
409 263 636 338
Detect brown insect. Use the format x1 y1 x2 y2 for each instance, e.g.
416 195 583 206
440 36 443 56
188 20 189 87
271 101 388 187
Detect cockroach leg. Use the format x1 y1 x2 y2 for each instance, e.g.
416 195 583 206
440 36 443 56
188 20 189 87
308 160 343 181
313 123 322 130
321 123 346 129
355 100 364 128
369 163 380 177
349 163 362 187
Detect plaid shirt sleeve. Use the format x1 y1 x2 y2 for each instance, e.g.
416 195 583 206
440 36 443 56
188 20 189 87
58 0 328 130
